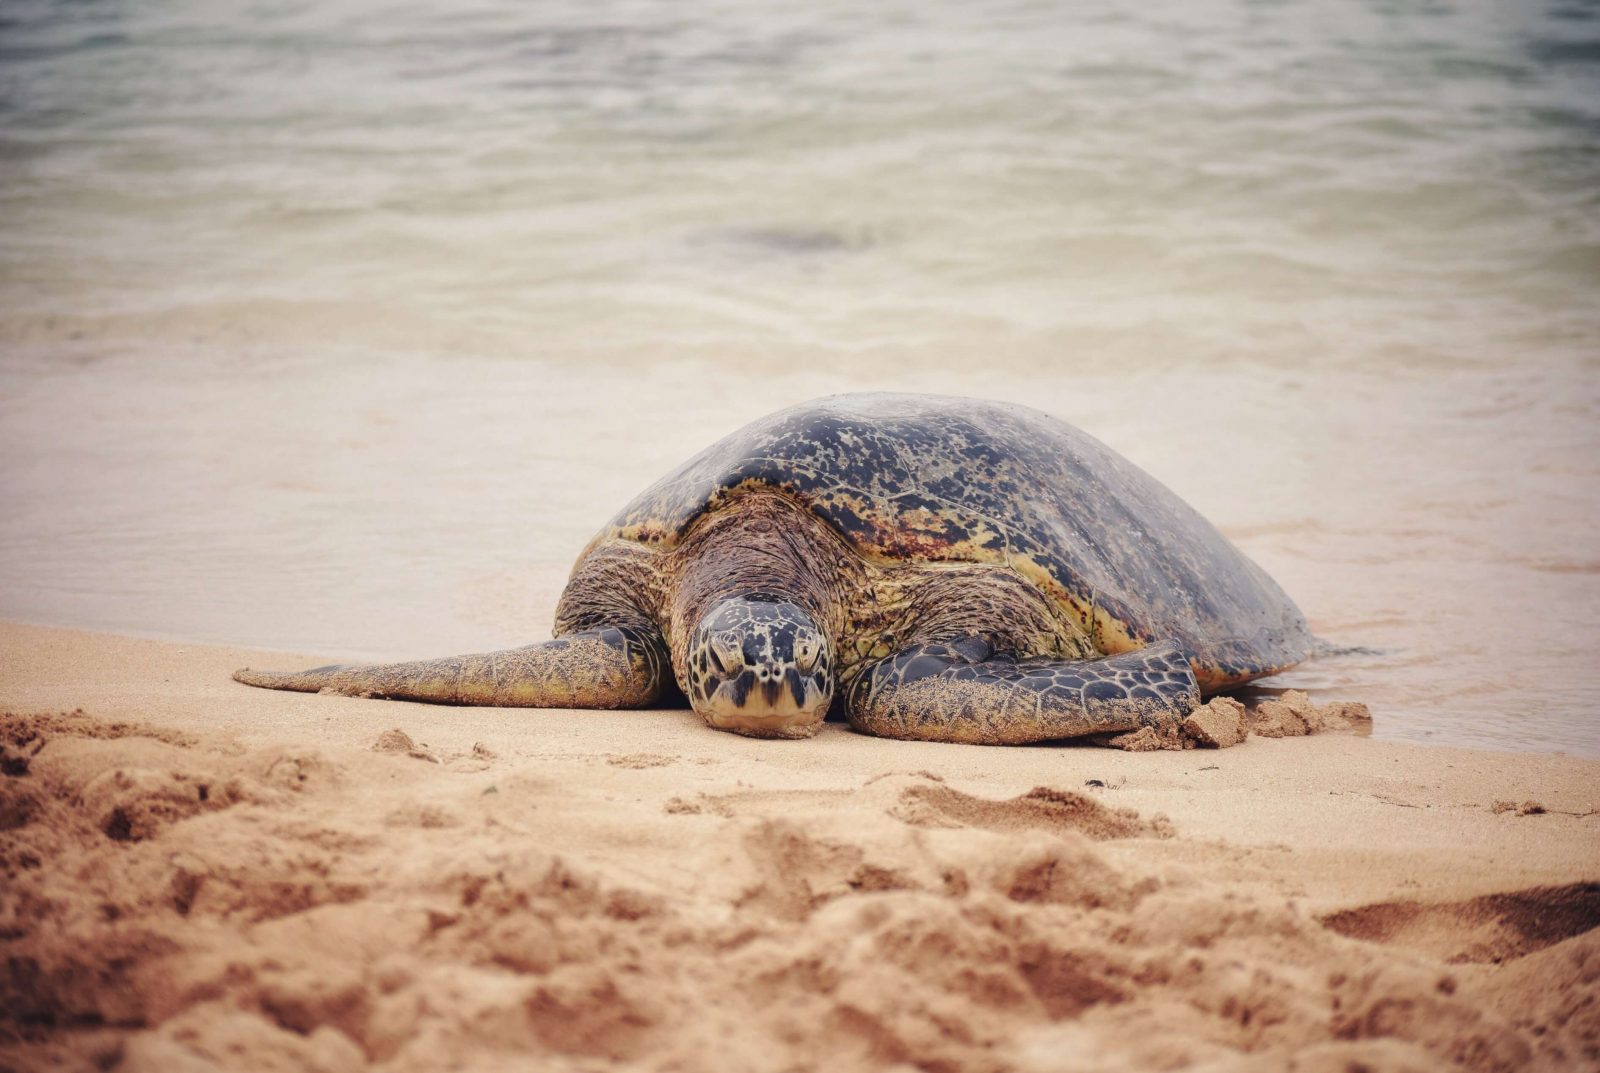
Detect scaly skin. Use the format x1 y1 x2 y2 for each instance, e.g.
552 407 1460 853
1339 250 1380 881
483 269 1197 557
845 638 1199 745
657 494 1200 741
237 490 1201 741
233 626 666 708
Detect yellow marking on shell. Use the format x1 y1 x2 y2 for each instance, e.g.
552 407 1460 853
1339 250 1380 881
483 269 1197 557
606 478 786 553
1002 553 1142 657
622 478 1019 564
605 485 1114 672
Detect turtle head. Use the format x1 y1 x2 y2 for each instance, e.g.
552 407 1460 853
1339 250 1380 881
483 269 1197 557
685 595 834 738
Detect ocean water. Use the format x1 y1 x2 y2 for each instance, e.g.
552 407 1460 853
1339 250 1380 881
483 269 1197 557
1 0 1597 754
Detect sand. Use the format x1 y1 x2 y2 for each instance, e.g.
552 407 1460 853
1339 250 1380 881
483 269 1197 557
2 620 1597 1073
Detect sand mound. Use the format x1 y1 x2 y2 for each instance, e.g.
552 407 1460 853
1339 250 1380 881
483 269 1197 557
1249 690 1372 739
891 783 1171 840
2 707 1596 1072
1320 883 1600 964
1106 691 1373 751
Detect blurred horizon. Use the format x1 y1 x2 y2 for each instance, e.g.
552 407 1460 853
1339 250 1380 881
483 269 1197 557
1 0 1596 374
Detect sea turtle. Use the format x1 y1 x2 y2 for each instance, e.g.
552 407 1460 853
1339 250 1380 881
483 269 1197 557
235 393 1314 744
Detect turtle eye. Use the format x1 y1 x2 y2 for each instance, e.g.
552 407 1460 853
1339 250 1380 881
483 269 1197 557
709 632 744 675
793 631 820 674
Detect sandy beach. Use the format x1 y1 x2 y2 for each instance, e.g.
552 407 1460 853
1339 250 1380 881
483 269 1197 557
4 3 1598 1070
3 619 1596 1072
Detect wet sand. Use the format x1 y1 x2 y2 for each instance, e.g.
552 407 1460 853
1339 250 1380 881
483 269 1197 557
5 354 1597 757
3 620 1596 1072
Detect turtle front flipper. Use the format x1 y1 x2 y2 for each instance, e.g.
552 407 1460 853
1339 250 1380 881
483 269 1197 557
844 637 1199 745
233 625 668 709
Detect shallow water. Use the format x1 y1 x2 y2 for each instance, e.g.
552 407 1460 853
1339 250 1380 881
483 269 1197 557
2 0 1597 754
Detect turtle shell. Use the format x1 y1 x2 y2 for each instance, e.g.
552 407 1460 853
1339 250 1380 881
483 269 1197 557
597 393 1312 689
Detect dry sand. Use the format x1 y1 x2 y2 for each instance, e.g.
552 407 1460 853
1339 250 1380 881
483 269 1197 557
2 620 1597 1072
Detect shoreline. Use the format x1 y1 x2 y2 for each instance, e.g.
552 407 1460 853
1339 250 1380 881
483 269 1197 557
3 619 1597 1071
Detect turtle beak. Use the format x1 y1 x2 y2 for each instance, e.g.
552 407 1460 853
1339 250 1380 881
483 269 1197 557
700 667 831 739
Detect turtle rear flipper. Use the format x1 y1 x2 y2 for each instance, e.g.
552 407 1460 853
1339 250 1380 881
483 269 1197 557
845 638 1198 745
233 625 668 709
